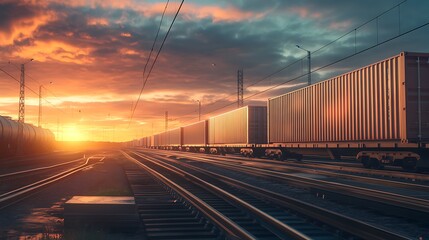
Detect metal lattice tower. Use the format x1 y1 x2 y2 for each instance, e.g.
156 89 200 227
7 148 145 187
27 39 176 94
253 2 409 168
19 64 25 123
237 69 243 108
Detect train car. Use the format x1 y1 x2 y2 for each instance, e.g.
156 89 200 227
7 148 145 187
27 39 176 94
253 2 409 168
181 120 208 152
146 106 267 154
141 136 151 148
268 52 429 169
134 52 428 170
182 120 208 146
0 116 18 156
153 128 182 149
0 115 56 158
208 106 267 145
206 105 267 154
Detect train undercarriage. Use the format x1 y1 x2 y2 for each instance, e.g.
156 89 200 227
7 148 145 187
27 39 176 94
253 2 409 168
153 144 429 171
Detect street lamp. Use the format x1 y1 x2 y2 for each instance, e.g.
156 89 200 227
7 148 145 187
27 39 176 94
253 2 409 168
38 81 52 127
296 45 311 85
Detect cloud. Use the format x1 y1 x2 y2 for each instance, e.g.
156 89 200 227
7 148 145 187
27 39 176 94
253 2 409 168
0 1 55 46
14 40 93 64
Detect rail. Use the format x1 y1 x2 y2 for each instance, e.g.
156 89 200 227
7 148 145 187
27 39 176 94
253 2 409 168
148 150 429 214
151 152 409 240
0 156 86 179
0 155 104 209
130 150 314 240
164 150 429 192
120 150 256 240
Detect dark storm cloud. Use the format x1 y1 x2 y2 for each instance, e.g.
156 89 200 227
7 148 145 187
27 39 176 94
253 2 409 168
0 1 38 32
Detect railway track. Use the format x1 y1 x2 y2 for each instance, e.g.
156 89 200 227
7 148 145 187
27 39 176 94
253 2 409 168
149 148 429 188
157 150 429 193
150 150 429 214
153 148 429 182
0 155 104 210
122 150 410 239
158 150 429 193
0 156 85 179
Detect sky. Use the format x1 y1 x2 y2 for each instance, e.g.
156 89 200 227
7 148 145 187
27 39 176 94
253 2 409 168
0 0 428 142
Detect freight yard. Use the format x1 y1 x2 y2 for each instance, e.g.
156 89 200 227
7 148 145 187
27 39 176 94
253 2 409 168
1 0 429 239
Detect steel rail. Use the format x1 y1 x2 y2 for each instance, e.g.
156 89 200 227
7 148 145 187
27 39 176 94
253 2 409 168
149 148 429 181
162 150 429 192
0 156 86 178
149 150 429 214
152 152 410 240
0 156 104 209
120 150 255 240
130 150 312 240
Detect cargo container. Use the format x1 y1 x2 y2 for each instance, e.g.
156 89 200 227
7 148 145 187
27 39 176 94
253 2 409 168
152 128 182 146
268 52 429 145
153 133 162 146
208 106 267 145
182 120 207 145
268 52 429 169
139 136 150 147
167 128 182 146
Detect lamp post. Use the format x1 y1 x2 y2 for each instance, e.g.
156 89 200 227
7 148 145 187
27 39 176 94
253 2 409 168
38 82 52 127
296 45 311 85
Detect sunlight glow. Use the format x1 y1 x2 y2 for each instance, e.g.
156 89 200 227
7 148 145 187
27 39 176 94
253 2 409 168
62 125 86 141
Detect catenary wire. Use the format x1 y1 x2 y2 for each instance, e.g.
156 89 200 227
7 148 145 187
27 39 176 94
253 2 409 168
129 0 185 125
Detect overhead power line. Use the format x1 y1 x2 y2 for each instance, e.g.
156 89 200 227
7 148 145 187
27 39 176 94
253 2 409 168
167 19 429 129
211 21 429 115
167 0 413 126
129 0 185 125
142 0 170 82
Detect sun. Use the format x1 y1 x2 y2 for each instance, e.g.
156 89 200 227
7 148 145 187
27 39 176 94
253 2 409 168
62 125 86 141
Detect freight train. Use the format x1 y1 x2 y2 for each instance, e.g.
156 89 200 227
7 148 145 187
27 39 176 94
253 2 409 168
132 52 429 170
0 115 56 158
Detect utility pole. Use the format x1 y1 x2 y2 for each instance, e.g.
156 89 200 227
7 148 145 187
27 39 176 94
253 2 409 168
15 59 33 155
197 100 201 121
38 85 42 127
19 64 26 123
165 111 168 131
296 45 311 85
237 69 243 108
38 82 52 127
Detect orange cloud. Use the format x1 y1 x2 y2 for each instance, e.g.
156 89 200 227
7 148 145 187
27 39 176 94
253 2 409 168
329 20 352 30
184 5 266 22
120 32 131 37
119 48 139 56
0 12 56 46
13 40 93 64
289 6 322 19
87 17 109 26
149 2 266 22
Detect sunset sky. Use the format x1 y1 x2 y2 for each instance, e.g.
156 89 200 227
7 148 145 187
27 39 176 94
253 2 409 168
0 0 427 142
